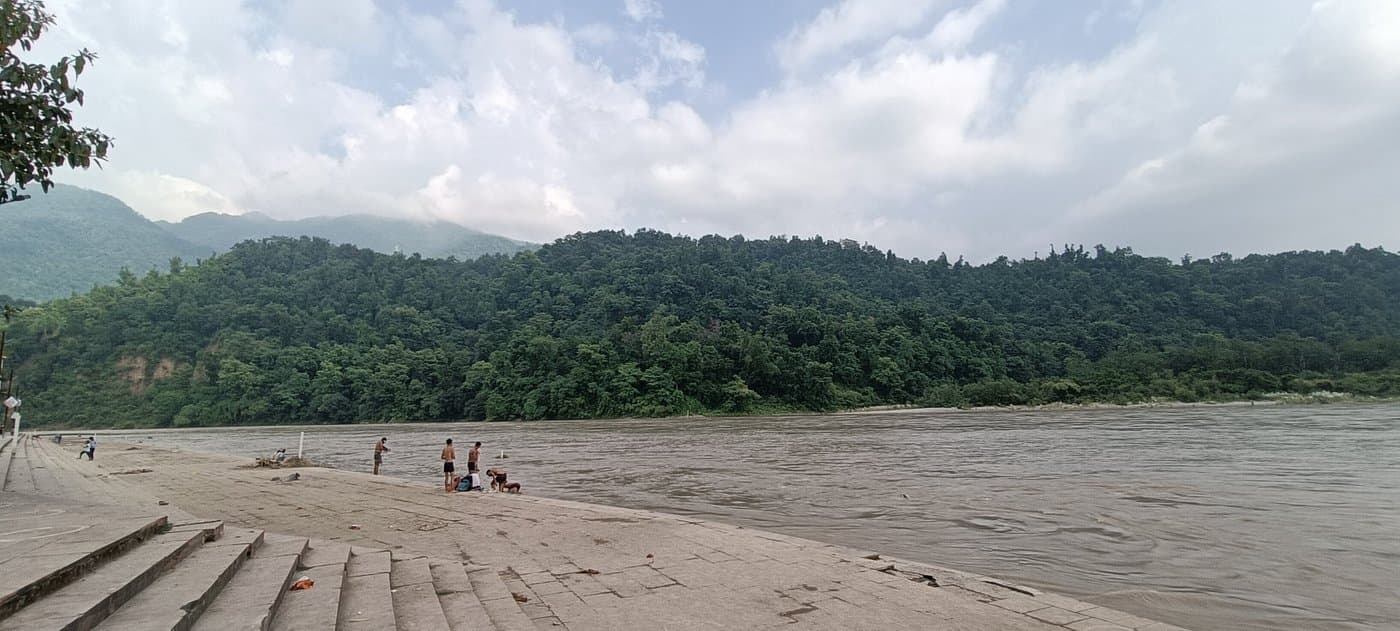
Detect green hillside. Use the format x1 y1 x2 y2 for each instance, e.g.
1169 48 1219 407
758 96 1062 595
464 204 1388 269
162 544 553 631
159 212 534 260
5 232 1399 429
0 185 211 301
0 185 532 301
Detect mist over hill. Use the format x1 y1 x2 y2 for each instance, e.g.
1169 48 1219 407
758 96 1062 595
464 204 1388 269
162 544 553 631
158 212 533 261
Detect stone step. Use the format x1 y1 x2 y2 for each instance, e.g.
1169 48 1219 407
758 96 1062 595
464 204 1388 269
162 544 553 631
93 528 260 631
338 548 395 631
0 436 15 490
498 573 551 627
2 439 37 493
34 439 159 509
466 566 537 631
26 441 64 496
429 560 494 631
0 529 208 631
0 515 170 618
33 440 170 513
36 441 132 503
166 520 226 542
191 534 309 631
389 556 451 631
269 541 349 631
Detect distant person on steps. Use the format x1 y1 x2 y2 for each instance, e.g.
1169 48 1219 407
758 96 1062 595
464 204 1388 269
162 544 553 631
78 435 95 460
373 437 389 475
441 438 456 492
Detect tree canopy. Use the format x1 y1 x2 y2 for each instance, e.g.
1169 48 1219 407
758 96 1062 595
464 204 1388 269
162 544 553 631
1 0 112 204
6 232 1399 428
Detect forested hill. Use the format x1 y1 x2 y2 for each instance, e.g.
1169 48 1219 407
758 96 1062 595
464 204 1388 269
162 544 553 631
0 185 211 300
7 232 1400 428
0 184 532 301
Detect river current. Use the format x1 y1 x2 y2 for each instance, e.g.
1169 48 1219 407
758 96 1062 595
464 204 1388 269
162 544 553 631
90 403 1398 630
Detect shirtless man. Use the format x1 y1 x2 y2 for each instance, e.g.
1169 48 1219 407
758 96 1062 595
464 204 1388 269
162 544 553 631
373 437 389 475
441 439 456 492
468 441 481 475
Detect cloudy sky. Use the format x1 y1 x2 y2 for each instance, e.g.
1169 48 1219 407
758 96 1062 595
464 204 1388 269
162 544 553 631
35 0 1400 260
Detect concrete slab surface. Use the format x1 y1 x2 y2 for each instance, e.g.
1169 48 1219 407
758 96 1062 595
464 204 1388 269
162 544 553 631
4 437 1194 631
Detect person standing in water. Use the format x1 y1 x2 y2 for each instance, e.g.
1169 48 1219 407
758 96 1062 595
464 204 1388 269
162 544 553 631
441 439 456 492
468 441 481 475
373 437 390 475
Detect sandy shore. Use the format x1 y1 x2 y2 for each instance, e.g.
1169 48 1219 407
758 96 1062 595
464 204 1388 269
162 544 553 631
74 441 1189 630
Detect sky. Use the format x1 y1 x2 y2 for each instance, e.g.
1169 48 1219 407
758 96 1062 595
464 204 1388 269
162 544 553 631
33 0 1400 261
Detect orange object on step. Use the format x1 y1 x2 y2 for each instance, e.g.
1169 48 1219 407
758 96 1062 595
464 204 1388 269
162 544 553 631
289 577 315 590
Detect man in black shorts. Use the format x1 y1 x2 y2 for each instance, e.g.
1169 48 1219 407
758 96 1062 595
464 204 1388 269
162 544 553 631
441 438 456 492
468 441 481 474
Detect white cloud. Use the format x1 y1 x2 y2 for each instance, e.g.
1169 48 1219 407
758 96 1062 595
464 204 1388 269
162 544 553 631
104 172 240 222
623 0 662 23
30 0 1400 260
40 0 710 242
926 0 1006 53
573 23 617 47
776 0 951 73
1066 0 1400 255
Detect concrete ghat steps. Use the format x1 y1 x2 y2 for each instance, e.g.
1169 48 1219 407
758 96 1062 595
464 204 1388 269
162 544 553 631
191 534 308 631
0 529 210 631
2 436 534 631
389 556 452 631
338 547 395 631
428 560 495 631
0 436 16 491
262 546 531 631
269 542 348 631
465 565 538 631
2 438 37 493
93 528 262 631
0 516 170 618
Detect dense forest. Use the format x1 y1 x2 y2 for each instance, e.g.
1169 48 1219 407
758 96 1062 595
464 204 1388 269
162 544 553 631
5 231 1399 428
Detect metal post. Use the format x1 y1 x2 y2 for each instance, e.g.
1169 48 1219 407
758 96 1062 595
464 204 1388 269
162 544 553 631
298 431 305 458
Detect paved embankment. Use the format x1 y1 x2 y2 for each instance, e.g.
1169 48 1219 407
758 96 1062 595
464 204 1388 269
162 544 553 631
17 439 1186 631
0 436 549 631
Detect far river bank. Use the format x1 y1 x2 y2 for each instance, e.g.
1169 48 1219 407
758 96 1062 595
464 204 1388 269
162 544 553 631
29 390 1396 432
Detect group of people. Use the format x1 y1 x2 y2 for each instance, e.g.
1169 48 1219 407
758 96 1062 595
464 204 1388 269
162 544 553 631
75 435 96 460
371 436 519 494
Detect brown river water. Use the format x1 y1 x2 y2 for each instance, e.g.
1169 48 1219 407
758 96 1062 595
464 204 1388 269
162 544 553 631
87 403 1398 630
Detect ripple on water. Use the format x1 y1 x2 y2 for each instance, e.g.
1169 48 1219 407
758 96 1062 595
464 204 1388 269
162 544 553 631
950 514 1028 534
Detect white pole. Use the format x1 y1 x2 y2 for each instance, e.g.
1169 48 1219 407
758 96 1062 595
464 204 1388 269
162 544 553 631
298 431 305 458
